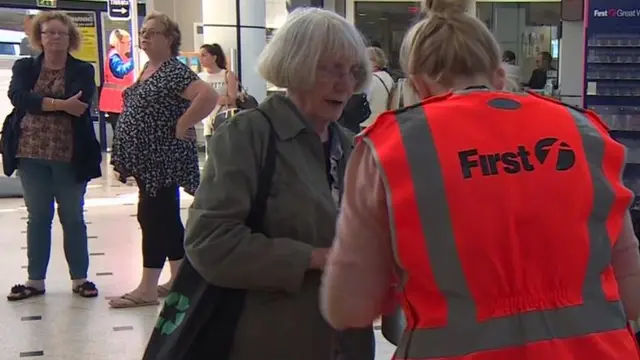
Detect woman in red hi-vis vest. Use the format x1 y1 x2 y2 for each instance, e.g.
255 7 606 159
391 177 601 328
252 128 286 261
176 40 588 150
320 0 640 358
98 29 134 135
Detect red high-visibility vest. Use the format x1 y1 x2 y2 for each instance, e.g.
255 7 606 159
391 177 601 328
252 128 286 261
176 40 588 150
360 89 639 360
98 48 134 114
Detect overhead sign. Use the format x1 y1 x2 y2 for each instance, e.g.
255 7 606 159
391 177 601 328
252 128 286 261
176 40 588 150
36 0 56 8
108 0 132 21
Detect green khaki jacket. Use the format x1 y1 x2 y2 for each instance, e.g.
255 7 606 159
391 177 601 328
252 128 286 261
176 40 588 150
185 94 372 360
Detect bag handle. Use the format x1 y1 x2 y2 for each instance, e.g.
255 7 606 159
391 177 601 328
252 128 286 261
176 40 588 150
245 108 277 234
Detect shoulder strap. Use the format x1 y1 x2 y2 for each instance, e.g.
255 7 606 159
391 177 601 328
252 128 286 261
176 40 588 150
374 73 391 97
397 80 406 109
387 81 401 110
245 108 277 234
223 70 232 103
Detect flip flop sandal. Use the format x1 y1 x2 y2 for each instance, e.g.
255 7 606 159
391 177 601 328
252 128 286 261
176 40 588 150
157 285 171 298
7 284 45 302
72 281 99 298
109 293 160 309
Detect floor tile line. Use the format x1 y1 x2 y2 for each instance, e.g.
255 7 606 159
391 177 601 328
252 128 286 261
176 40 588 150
113 325 134 331
21 316 42 321
19 351 44 357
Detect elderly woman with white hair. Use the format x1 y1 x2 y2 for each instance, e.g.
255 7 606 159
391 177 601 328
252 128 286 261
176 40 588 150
183 7 373 360
361 46 394 129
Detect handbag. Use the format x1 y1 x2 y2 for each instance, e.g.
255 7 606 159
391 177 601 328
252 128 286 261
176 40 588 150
236 85 259 110
338 93 371 134
0 108 21 177
381 306 407 346
212 108 239 131
227 70 258 110
142 108 277 360
212 70 258 131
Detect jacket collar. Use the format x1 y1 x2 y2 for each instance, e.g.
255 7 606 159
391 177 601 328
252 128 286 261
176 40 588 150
257 94 352 151
257 94 352 162
257 94 309 140
32 52 79 70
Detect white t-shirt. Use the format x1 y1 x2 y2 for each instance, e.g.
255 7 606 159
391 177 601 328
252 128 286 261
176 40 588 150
361 70 394 128
198 69 228 136
502 63 521 92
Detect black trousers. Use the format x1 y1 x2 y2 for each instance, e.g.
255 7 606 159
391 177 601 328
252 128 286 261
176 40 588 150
106 112 119 134
136 179 185 269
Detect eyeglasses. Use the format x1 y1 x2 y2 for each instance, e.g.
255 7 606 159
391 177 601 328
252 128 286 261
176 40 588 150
318 65 365 81
41 30 69 37
139 29 163 38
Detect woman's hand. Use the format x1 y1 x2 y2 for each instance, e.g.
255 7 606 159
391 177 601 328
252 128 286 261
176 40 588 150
176 119 196 141
60 91 88 117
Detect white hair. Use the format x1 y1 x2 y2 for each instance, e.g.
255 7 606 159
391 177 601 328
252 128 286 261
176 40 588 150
257 7 371 92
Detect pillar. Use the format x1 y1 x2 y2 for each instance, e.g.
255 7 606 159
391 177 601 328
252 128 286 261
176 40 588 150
287 0 323 10
558 21 584 107
467 0 476 17
202 0 267 102
145 0 203 52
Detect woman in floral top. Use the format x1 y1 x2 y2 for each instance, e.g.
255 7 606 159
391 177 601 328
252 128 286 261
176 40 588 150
109 12 217 308
6 11 102 301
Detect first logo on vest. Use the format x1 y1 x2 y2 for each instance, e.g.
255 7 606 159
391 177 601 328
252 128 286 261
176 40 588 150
458 137 576 179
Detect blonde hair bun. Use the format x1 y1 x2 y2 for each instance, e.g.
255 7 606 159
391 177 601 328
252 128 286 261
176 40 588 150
422 0 470 16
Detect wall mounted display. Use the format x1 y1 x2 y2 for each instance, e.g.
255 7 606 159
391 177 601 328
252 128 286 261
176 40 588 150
584 0 640 205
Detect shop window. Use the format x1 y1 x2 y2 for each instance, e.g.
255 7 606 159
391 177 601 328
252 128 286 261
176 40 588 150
354 1 421 74
470 2 561 86
354 1 561 86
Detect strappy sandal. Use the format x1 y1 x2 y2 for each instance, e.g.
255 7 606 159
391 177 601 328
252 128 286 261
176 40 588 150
72 281 99 298
7 284 45 301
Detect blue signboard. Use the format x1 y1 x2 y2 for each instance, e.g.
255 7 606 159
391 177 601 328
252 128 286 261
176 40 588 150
584 0 640 203
108 0 132 21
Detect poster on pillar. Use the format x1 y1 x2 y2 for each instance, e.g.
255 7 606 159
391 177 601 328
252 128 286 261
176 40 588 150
98 12 138 117
64 11 101 118
64 11 100 85
585 0 640 200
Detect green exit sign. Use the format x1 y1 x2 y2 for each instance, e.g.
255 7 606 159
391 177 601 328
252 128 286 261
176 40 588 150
37 0 57 8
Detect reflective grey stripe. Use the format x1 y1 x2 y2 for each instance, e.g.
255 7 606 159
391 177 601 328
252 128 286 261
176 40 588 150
398 301 627 358
370 104 628 359
566 108 615 303
362 137 406 279
102 83 127 90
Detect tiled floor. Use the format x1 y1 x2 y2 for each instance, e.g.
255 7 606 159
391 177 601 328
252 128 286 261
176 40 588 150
0 162 396 359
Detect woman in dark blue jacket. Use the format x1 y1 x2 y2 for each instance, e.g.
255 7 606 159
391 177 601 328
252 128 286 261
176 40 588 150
4 11 102 301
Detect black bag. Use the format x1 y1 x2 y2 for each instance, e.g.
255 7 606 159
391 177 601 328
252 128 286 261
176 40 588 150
0 108 20 177
338 93 371 134
236 86 259 110
212 108 239 131
142 108 277 360
381 306 406 346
